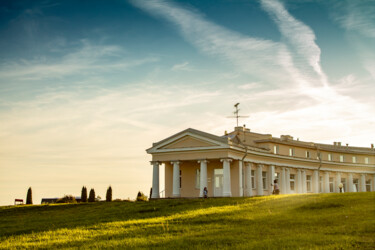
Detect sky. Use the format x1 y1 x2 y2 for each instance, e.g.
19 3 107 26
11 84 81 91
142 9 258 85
0 0 374 205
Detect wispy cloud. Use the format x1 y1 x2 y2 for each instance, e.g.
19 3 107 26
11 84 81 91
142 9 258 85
333 0 375 39
130 0 299 88
0 40 158 81
171 61 192 71
260 0 328 87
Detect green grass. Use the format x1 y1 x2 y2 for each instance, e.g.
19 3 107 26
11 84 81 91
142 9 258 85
0 193 374 249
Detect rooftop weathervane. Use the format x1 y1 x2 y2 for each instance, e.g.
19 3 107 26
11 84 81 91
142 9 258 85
227 103 249 127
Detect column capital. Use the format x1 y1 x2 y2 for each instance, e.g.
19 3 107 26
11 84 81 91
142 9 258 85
170 161 180 165
198 159 209 164
150 161 161 165
220 158 233 163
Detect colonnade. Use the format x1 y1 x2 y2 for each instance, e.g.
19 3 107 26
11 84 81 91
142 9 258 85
150 160 373 198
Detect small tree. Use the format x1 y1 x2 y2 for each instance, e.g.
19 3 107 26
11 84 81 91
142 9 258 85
26 187 33 205
88 188 96 202
136 191 147 201
106 186 112 202
81 186 87 202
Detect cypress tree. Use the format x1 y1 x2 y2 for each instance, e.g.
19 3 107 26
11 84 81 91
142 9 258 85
88 188 95 202
81 186 87 202
26 187 33 205
106 186 112 202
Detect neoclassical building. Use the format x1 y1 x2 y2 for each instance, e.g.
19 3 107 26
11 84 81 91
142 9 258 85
147 127 375 198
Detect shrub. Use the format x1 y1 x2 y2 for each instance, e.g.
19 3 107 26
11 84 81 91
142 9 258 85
26 187 33 205
56 195 77 204
136 191 148 201
106 186 112 202
88 189 95 202
81 186 87 202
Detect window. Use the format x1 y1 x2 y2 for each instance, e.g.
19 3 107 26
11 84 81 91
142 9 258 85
341 178 346 192
290 174 295 191
366 180 372 192
329 177 334 193
365 157 369 164
251 170 256 189
353 179 359 192
289 148 294 156
352 156 356 163
306 175 312 192
273 145 279 154
319 176 323 193
195 169 200 189
328 153 332 161
305 151 310 158
179 170 182 188
262 171 268 190
340 155 344 162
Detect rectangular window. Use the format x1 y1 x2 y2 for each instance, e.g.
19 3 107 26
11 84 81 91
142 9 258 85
262 171 268 190
341 178 346 192
366 180 372 192
328 153 332 161
365 157 369 164
352 156 356 163
353 179 359 192
319 176 323 193
290 174 295 191
289 148 294 156
251 170 256 189
273 145 279 154
306 175 312 192
340 155 344 162
305 151 310 158
195 169 200 189
329 177 334 193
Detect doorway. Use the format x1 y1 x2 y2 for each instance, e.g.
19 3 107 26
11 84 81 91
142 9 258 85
213 168 223 197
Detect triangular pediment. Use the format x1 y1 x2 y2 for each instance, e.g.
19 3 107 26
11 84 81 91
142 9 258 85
146 128 230 153
161 135 220 149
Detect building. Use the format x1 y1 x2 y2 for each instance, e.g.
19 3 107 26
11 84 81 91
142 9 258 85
147 127 375 198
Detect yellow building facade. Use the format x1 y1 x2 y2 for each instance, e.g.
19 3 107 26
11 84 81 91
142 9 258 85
147 127 375 198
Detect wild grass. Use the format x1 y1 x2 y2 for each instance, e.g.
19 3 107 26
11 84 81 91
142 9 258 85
0 192 374 249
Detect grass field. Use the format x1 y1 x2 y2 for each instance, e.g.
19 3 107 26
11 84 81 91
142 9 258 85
0 192 374 249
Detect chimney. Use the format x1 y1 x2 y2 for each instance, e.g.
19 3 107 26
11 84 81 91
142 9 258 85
372 144 374 149
338 142 341 147
224 130 228 135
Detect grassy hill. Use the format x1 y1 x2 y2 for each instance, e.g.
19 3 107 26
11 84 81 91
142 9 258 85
0 193 374 249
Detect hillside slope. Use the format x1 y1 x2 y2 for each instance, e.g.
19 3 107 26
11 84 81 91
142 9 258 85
0 193 374 249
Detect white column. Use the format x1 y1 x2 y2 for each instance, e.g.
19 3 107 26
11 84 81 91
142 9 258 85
297 169 302 193
198 160 208 197
151 161 160 199
268 165 275 192
360 174 366 192
348 173 353 192
221 159 232 197
302 170 307 193
239 161 243 197
256 164 263 196
313 170 319 193
335 172 341 193
280 167 286 194
245 162 252 197
172 161 180 197
286 168 290 194
324 172 330 193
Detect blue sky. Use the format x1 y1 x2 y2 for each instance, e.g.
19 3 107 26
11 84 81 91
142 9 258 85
0 0 374 205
